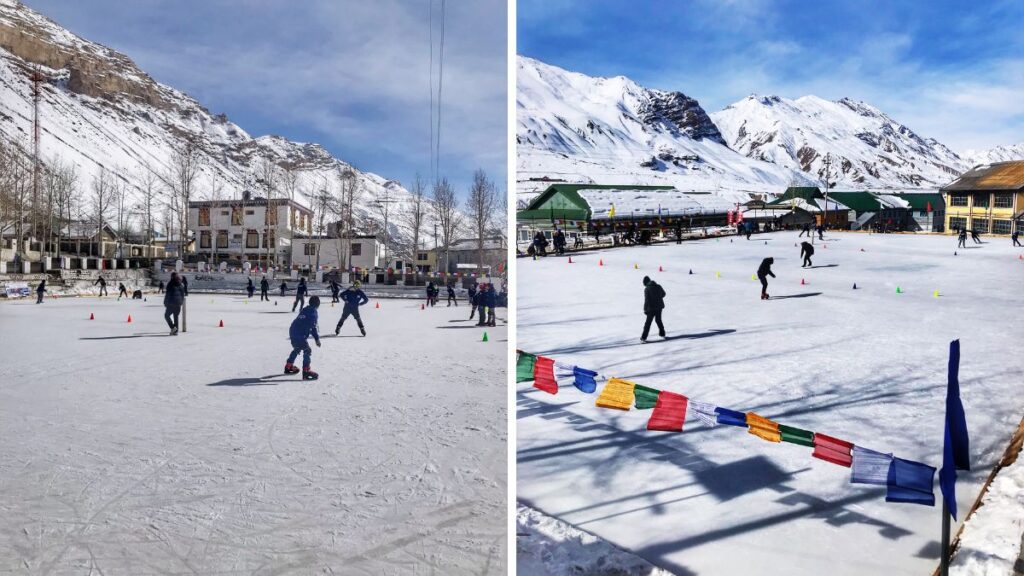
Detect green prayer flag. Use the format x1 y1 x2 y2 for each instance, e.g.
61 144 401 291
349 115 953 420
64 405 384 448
516 352 537 383
779 424 815 447
633 384 660 410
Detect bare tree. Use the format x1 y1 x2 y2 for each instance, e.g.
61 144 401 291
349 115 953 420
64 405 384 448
256 155 280 268
0 139 33 260
90 168 114 258
48 158 78 261
112 175 132 258
167 139 202 261
402 173 428 274
136 166 160 257
332 166 362 273
464 169 497 275
372 181 400 268
431 177 462 275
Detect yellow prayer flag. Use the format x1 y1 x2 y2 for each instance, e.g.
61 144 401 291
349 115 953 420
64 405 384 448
595 378 635 411
609 204 616 218
746 412 781 442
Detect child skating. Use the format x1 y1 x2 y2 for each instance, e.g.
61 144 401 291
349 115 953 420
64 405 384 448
285 295 321 380
758 257 776 300
335 281 369 336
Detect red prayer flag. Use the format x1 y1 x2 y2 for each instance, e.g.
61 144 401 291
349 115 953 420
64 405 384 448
533 356 558 395
926 201 932 213
647 391 688 432
813 433 854 467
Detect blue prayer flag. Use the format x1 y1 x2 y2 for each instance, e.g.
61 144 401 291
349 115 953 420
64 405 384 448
886 457 936 506
572 367 599 394
714 407 747 427
939 339 970 519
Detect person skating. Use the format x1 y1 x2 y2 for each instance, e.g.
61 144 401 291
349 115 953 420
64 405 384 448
284 295 321 380
798 223 810 237
446 283 458 307
35 278 46 304
800 241 814 267
467 283 478 319
958 228 968 248
553 229 566 255
260 276 270 301
758 257 776 300
573 235 584 249
745 222 752 241
816 224 825 241
279 280 288 297
475 283 489 326
94 275 108 297
116 282 129 300
158 280 165 294
329 279 341 303
335 281 368 336
675 222 683 244
163 272 186 335
246 277 255 298
640 276 666 343
1013 229 1021 247
484 283 497 327
292 278 308 312
970 229 982 244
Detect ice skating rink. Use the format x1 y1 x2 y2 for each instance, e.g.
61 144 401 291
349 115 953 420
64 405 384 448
517 231 1024 576
0 293 506 575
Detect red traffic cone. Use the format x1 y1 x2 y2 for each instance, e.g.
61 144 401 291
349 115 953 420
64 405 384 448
800 278 806 285
599 259 604 266
89 313 94 320
127 314 132 323
218 319 224 327
1019 254 1023 260
568 256 573 263
421 303 425 310
375 302 380 309
658 265 663 272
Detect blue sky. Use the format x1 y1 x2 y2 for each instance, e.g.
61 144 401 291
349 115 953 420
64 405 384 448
25 0 507 195
518 0 1024 152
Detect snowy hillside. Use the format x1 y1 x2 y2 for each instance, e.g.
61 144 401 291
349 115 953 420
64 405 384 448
0 0 423 250
711 95 967 189
962 143 1024 167
516 56 814 205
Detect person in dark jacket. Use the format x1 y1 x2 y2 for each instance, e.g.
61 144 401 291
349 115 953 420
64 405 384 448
94 275 108 297
816 224 825 240
158 280 165 294
246 277 255 298
970 229 982 244
758 257 776 300
426 281 436 307
467 283 478 319
800 241 814 268
292 278 308 312
131 289 143 299
957 228 967 248
553 229 566 255
35 278 46 304
745 222 753 240
640 276 666 342
1012 229 1021 247
260 276 270 301
118 283 129 299
475 283 489 326
329 279 341 303
335 281 368 335
284 295 321 380
481 284 497 327
798 223 810 238
163 272 186 335
181 276 189 296
675 222 683 244
446 283 458 307
280 280 288 297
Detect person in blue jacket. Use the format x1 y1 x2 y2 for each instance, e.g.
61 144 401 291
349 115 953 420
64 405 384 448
292 277 308 312
246 277 255 298
285 295 321 380
35 278 46 304
335 281 368 336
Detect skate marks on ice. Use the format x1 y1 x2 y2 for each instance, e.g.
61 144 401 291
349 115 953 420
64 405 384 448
768 292 822 300
78 332 172 340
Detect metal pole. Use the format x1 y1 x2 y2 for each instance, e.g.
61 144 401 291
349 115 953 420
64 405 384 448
941 500 950 576
182 296 187 333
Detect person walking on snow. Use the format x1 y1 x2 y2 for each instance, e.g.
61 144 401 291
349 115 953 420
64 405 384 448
335 281 368 336
329 279 341 303
816 224 825 240
292 278 308 312
246 277 255 298
284 295 321 380
35 278 46 304
260 276 270 301
1013 229 1021 247
675 222 683 244
158 280 165 294
957 228 968 248
800 241 814 268
446 283 458 307
640 276 666 343
94 275 108 297
798 223 810 238
279 280 288 297
163 272 186 335
758 257 776 300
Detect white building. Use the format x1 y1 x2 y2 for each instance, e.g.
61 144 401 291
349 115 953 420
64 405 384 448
187 195 313 267
445 237 507 274
290 235 384 271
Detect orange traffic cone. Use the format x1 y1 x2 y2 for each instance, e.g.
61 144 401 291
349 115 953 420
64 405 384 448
127 314 132 323
218 319 224 327
375 302 380 309
89 313 94 320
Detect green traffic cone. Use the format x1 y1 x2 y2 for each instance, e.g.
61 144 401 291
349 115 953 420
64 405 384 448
482 331 489 342
896 286 902 294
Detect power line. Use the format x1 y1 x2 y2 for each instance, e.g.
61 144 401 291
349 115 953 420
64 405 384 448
436 0 446 181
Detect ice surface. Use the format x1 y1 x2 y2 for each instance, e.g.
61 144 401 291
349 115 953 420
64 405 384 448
517 231 1024 576
0 294 507 574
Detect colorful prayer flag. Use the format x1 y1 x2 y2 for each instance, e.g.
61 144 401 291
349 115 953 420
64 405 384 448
779 424 815 447
746 412 781 442
851 446 893 485
940 339 970 519
533 356 557 395
516 352 537 383
572 367 599 394
595 378 635 411
609 204 616 218
689 400 718 427
633 384 660 410
812 433 854 467
886 457 936 506
715 407 748 427
647 391 688 432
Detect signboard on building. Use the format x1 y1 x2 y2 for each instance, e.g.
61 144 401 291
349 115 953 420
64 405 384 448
5 282 30 298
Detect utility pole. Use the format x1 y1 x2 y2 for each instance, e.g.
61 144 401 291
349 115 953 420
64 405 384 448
822 153 832 241
29 68 45 259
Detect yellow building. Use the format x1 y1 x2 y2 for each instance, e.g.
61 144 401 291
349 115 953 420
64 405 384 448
941 160 1024 235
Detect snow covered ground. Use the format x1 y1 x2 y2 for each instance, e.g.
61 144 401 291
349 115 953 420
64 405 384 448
0 294 507 574
517 232 1024 576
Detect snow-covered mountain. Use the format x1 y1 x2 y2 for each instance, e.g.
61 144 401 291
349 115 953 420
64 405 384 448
962 143 1024 166
516 56 814 204
710 94 967 189
0 0 421 250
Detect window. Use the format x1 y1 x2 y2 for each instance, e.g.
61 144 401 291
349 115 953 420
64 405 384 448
351 243 362 256
995 193 1013 209
246 230 259 249
949 194 968 207
971 217 989 233
263 230 276 248
992 219 1012 234
198 207 210 226
304 243 317 256
973 194 989 208
231 206 243 225
417 252 428 261
245 209 255 216
265 207 277 226
216 230 228 249
221 210 229 216
949 216 967 231
200 231 211 249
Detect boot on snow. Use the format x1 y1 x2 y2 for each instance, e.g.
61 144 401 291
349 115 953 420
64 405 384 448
284 363 300 374
360 325 366 336
302 369 319 381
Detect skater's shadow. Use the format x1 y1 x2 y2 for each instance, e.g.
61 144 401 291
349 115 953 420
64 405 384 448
807 264 838 269
259 311 293 314
652 330 737 343
436 325 486 330
79 333 170 340
448 319 474 323
207 374 294 387
770 292 821 300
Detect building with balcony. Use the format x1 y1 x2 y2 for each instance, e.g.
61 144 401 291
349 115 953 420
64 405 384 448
941 161 1024 235
188 194 313 266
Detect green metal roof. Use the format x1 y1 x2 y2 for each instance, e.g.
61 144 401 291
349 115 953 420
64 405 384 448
895 192 944 211
828 191 881 214
518 183 672 222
